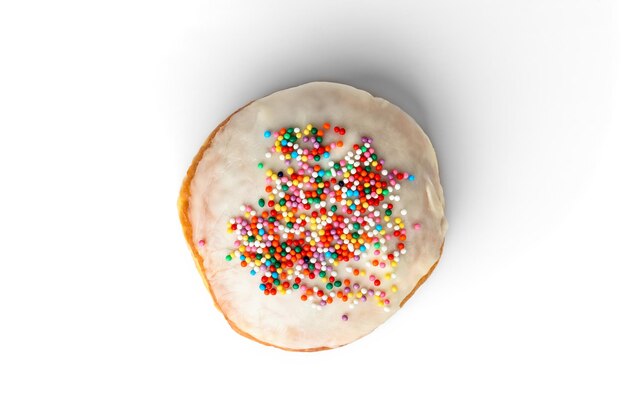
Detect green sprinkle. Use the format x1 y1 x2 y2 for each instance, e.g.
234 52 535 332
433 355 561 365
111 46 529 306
325 283 333 290
257 162 264 169
258 198 265 207
225 254 232 261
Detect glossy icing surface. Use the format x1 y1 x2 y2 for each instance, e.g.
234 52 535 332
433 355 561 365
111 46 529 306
187 82 446 349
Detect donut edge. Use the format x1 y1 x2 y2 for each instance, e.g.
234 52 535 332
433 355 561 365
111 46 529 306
178 94 445 352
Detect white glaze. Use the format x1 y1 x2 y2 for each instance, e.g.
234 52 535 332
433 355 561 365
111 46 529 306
188 82 447 349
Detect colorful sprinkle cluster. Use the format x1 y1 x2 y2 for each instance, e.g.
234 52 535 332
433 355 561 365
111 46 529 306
222 122 417 317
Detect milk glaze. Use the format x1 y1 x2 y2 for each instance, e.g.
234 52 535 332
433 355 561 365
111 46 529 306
186 82 447 350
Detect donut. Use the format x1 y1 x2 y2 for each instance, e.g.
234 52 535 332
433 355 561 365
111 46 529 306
179 82 447 351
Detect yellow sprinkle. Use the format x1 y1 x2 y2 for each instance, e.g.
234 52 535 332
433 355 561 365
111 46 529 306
296 133 302 138
360 271 366 277
265 170 273 176
384 216 390 221
400 223 404 228
362 202 369 208
377 301 384 307
302 156 308 162
391 285 398 292
391 261 397 267
268 194 275 200
254 260 261 266
321 278 327 283
306 124 312 130
348 292 353 298
385 273 392 280
277 285 283 292
376 188 383 194
395 218 402 224
227 228 233 234
303 176 310 183
303 130 310 135
287 167 294 175
277 135 283 140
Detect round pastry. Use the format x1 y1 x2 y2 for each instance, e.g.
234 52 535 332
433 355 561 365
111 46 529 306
179 82 447 351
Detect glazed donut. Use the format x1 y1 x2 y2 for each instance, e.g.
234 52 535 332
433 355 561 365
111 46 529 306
179 82 447 350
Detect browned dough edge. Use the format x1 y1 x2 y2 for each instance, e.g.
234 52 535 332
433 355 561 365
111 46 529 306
178 101 444 352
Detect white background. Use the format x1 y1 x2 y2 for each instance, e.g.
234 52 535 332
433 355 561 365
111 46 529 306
1 1 625 417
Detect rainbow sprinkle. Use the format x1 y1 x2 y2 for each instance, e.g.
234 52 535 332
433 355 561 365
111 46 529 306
222 123 418 317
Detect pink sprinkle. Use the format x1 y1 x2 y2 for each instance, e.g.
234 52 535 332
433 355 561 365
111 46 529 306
413 223 422 230
198 239 205 247
341 314 349 321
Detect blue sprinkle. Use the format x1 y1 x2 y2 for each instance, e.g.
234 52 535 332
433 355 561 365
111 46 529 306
259 284 266 291
281 140 287 146
265 261 271 266
350 204 356 210
376 225 383 231
409 175 415 181
271 272 278 278
291 151 298 158
325 251 333 258
360 245 366 252
239 255 246 261
318 170 325 177
323 152 330 158
250 270 256 276
264 130 271 138
258 229 265 236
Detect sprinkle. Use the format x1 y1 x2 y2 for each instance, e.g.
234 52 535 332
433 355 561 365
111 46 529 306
341 314 349 321
413 223 421 230
225 123 413 312
198 239 205 247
